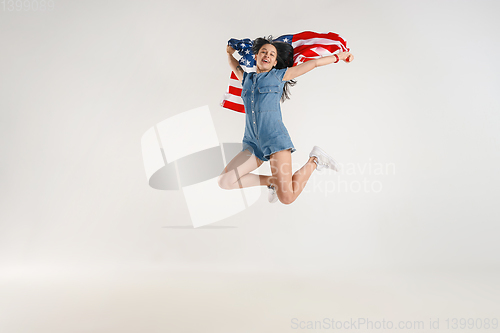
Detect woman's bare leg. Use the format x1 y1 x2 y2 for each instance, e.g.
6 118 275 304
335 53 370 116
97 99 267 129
268 149 318 204
218 149 270 189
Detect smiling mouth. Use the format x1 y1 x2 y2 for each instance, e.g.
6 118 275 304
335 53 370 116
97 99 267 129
263 59 270 64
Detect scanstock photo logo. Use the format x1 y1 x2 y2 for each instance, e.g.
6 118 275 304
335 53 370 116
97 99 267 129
141 106 263 228
141 106 394 228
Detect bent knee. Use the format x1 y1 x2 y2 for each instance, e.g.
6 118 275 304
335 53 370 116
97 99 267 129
217 174 234 190
279 193 295 205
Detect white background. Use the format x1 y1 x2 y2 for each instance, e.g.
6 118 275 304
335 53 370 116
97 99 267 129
1 0 499 332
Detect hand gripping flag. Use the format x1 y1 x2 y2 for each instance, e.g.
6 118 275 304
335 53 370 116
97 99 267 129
220 31 350 113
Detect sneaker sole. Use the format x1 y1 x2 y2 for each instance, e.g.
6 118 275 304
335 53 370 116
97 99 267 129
268 187 278 203
312 146 339 171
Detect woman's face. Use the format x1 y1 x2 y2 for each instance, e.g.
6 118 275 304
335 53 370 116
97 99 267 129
255 43 278 72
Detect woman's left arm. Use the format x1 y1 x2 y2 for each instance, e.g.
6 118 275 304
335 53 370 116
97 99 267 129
282 51 354 81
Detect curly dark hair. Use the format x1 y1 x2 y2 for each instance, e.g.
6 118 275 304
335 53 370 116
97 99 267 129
252 35 297 103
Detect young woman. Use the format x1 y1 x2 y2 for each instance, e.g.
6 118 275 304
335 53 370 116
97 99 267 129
218 36 354 204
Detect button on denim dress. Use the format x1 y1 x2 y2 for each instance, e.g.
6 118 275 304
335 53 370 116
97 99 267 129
240 67 296 162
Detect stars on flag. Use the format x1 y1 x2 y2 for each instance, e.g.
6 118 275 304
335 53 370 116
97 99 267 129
222 31 350 113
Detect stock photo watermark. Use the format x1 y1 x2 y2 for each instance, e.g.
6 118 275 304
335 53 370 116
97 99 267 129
142 105 397 227
291 317 499 330
1 0 54 12
275 159 396 195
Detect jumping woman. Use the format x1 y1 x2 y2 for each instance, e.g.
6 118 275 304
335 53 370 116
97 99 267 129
218 35 354 204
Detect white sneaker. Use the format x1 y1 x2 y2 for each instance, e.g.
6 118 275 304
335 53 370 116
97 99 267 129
267 185 278 203
309 146 339 171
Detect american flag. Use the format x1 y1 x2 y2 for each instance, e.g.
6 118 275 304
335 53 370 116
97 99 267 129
220 31 350 113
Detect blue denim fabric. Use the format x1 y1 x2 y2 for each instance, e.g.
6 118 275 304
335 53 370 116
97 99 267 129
240 67 296 162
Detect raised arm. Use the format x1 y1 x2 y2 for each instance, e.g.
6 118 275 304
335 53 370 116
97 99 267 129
227 45 244 82
282 51 354 81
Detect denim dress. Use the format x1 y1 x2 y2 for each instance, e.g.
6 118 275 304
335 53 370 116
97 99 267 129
240 67 296 162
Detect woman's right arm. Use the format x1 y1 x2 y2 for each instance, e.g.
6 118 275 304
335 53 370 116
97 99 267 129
227 45 244 82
